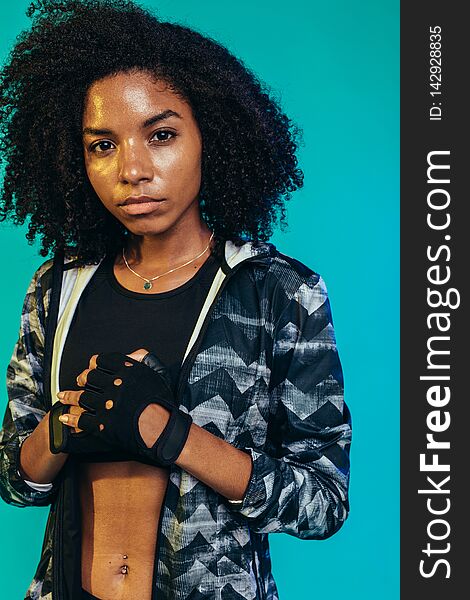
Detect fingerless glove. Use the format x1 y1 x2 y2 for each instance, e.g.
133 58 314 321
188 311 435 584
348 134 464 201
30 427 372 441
74 351 192 466
49 400 118 455
49 354 166 456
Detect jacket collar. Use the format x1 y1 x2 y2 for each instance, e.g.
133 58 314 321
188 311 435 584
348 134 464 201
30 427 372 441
221 238 275 272
64 238 276 273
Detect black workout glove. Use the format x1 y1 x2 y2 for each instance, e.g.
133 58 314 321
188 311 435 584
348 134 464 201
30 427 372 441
49 353 164 457
49 400 118 455
72 351 192 466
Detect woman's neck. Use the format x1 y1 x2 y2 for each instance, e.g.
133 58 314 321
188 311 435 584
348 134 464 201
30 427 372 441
123 225 214 270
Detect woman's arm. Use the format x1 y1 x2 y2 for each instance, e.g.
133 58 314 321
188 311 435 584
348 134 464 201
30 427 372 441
222 273 351 539
139 403 252 502
169 273 351 537
58 354 253 502
18 411 68 484
176 422 253 503
124 272 351 525
0 259 63 506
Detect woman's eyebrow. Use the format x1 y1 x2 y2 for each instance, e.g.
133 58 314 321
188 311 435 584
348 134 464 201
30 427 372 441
142 109 182 128
82 109 182 136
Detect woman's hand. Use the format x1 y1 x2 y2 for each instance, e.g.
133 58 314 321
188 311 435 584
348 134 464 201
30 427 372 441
56 348 191 466
58 348 149 434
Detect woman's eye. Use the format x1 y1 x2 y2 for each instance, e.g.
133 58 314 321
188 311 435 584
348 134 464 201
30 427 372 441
151 130 176 143
88 131 175 154
90 140 114 154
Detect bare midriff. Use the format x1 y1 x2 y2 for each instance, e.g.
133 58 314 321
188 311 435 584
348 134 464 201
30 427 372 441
78 460 170 600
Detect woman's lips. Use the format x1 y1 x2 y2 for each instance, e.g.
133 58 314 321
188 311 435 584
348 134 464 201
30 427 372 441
119 199 166 215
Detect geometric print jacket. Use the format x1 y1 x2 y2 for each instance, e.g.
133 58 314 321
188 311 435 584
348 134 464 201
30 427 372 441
0 238 352 600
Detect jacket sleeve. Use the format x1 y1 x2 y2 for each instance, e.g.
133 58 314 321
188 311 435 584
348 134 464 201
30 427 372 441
0 259 59 508
226 273 351 540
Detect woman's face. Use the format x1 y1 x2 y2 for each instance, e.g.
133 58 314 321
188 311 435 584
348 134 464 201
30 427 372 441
82 70 203 238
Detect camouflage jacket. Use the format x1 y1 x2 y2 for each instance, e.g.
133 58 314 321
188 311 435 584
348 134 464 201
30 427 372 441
0 239 352 599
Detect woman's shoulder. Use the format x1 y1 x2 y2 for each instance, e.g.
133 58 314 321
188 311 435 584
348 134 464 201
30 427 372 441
271 247 321 282
245 239 323 293
268 248 331 321
233 240 330 324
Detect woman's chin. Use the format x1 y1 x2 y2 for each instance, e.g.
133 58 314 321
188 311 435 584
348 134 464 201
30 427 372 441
119 215 172 237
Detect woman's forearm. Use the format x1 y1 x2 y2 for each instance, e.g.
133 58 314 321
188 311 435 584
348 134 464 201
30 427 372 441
176 422 253 502
139 404 252 502
19 411 69 484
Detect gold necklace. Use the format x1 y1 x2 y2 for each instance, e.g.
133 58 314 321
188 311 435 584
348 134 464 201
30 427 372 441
122 232 215 290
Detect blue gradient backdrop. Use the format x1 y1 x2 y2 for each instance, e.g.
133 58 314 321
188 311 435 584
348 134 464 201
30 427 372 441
0 1 399 598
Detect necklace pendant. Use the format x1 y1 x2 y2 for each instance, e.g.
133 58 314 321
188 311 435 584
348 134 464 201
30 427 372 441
143 281 153 290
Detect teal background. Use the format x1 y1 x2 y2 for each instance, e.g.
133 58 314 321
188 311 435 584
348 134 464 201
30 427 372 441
0 1 399 598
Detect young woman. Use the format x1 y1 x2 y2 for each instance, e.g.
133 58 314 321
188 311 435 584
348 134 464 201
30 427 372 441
0 1 352 599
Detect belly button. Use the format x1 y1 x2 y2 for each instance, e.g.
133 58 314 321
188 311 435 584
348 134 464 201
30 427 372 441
120 564 129 575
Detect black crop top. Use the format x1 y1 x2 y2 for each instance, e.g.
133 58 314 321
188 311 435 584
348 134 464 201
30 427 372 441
59 251 221 464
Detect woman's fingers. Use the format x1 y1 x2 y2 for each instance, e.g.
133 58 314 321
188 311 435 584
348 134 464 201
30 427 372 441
76 367 93 387
88 354 99 370
75 354 100 386
75 350 149 388
57 389 84 405
58 404 85 432
128 348 150 362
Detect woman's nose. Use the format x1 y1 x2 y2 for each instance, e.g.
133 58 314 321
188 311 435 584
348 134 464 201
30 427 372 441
118 142 154 184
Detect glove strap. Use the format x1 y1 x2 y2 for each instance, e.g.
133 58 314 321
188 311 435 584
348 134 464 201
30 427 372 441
49 402 70 454
151 408 193 466
141 350 192 465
